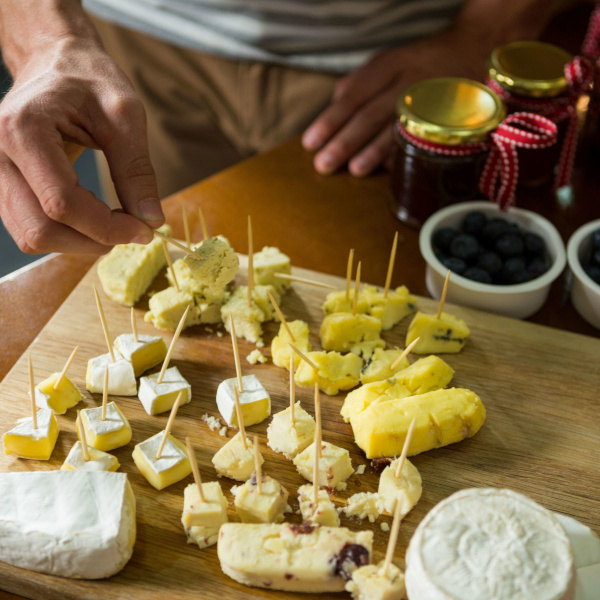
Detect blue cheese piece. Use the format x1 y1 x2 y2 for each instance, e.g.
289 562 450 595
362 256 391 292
183 237 239 292
253 246 291 293
405 311 470 354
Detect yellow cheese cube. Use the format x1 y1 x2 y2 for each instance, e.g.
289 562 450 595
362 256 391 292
253 246 291 293
345 562 405 600
351 388 486 459
294 351 363 396
97 224 171 306
271 320 311 369
266 403 315 460
2 409 59 460
320 313 384 358
35 372 83 415
234 474 289 523
61 441 120 472
79 402 132 451
360 347 410 385
323 289 369 315
144 287 201 332
132 432 191 490
362 285 417 330
297 485 340 527
293 440 354 489
182 481 228 530
405 311 470 354
114 333 167 377
212 432 264 481
183 237 239 292
378 458 422 516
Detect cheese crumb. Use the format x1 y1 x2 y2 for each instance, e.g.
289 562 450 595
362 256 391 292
356 465 366 475
284 504 292 514
219 427 227 437
201 413 226 433
246 349 268 365
230 485 240 497
343 492 383 522
335 481 348 492
217 331 224 338
205 327 214 333
380 522 390 532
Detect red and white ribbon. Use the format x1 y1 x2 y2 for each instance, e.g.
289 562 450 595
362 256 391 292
397 112 557 211
582 4 600 59
486 55 593 189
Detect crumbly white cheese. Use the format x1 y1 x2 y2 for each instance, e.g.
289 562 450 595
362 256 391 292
356 464 366 475
246 349 267 365
343 492 383 522
201 413 225 433
0 471 135 579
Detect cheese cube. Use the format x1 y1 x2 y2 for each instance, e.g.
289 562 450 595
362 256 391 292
378 458 422 516
97 224 171 306
323 289 369 315
271 320 311 369
212 431 263 481
132 431 191 490
185 525 221 549
405 311 470 354
320 313 384 358
216 374 270 427
363 285 416 330
167 258 213 297
183 237 239 292
61 441 120 472
267 402 315 459
144 287 201 332
182 481 228 530
79 402 132 451
294 351 362 396
293 441 354 488
253 246 291 293
346 563 405 600
86 353 137 397
114 333 167 377
298 485 340 526
138 366 191 416
234 474 289 523
35 372 83 414
350 388 486 459
360 347 410 385
2 409 59 460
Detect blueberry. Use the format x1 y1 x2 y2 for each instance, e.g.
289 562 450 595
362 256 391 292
432 227 458 253
477 252 503 279
592 229 600 250
502 257 527 284
440 256 467 275
449 234 480 262
524 232 546 257
463 267 493 284
527 257 549 279
481 218 510 247
461 211 487 236
585 264 600 285
591 249 600 268
496 232 525 258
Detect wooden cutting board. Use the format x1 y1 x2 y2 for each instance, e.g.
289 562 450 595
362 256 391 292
0 255 599 600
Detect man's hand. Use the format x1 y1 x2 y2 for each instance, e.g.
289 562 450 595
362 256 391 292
0 1 164 254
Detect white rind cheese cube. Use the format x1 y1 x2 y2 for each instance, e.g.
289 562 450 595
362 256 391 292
216 374 270 427
86 353 137 396
114 333 167 377
61 442 120 472
138 366 191 416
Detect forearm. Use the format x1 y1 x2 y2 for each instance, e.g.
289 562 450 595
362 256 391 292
0 0 102 77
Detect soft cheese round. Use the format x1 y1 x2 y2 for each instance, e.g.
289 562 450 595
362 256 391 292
405 488 576 600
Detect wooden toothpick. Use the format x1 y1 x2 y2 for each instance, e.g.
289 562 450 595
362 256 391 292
390 337 420 371
267 289 295 342
186 436 205 502
229 314 244 394
314 383 322 458
395 417 417 478
289 353 295 426
161 239 180 293
253 436 262 495
198 207 209 240
313 419 321 506
352 261 362 316
77 411 90 462
380 497 403 579
28 353 37 430
289 344 319 372
273 273 336 290
131 307 138 343
153 229 198 259
53 345 79 390
247 215 254 307
101 365 109 421
345 248 354 301
155 390 183 460
157 305 190 385
182 204 191 250
93 285 115 363
233 386 247 448
384 231 398 298
436 270 451 320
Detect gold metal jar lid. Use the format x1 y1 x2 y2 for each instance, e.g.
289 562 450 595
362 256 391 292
397 77 506 145
487 41 573 98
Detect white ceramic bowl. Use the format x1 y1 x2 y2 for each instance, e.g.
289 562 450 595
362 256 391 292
419 201 567 319
567 219 600 330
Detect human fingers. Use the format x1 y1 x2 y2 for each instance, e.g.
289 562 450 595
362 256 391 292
348 127 393 177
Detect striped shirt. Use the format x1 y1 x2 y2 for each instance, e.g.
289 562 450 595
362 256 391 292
84 0 465 73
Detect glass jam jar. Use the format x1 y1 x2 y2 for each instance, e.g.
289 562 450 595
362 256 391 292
391 77 506 229
487 41 573 187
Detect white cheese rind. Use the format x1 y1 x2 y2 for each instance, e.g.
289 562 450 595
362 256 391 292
86 353 137 396
216 375 270 427
4 409 54 441
405 488 576 600
0 471 136 579
138 366 191 416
